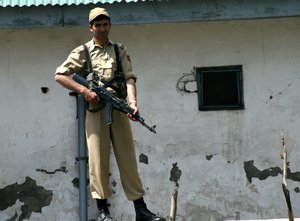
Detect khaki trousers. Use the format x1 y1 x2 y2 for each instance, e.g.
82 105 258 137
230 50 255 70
86 108 145 201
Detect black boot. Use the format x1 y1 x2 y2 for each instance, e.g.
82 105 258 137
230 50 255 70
96 199 113 221
134 198 166 221
97 208 113 221
135 205 166 221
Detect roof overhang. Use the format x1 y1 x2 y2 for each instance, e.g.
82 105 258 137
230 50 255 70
1 0 300 28
0 0 147 7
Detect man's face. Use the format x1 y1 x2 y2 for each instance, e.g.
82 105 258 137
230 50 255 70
89 19 111 41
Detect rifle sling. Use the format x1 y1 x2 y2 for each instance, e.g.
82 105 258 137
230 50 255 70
82 43 126 98
83 44 93 74
113 43 127 99
82 43 126 112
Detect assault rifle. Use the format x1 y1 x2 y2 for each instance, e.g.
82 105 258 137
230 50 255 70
72 74 156 134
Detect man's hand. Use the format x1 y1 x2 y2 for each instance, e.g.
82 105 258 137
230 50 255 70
127 102 138 121
82 87 100 105
126 78 138 121
55 74 100 105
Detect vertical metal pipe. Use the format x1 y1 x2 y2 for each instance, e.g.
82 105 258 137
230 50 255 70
76 93 88 221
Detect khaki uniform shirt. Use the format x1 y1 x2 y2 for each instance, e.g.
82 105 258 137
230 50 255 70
55 39 136 94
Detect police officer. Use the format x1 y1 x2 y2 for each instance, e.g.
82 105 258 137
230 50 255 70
55 7 166 221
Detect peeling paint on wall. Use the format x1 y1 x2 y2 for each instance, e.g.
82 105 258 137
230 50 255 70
0 177 53 221
243 160 281 183
36 166 67 174
243 160 300 184
139 153 149 164
206 154 215 161
36 161 68 174
169 163 182 184
72 177 89 189
40 87 49 94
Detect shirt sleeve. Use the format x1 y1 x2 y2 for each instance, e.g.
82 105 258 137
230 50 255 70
119 44 137 81
55 46 87 76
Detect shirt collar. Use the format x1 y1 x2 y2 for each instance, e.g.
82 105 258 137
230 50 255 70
89 39 114 51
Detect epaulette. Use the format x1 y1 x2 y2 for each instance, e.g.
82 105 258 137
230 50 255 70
115 43 125 50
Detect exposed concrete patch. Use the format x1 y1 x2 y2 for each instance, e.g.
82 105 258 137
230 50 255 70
0 177 53 221
40 87 49 94
206 154 214 161
36 161 68 174
169 162 182 184
243 160 281 183
72 177 89 189
139 153 149 164
72 178 80 188
243 160 300 183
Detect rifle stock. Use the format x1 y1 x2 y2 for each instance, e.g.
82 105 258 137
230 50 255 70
73 73 90 88
72 74 156 134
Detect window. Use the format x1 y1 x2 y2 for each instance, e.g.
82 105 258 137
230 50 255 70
196 65 244 111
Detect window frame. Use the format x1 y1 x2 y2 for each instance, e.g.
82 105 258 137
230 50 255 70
195 65 244 111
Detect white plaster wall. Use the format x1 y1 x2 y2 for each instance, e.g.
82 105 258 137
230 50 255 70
0 17 299 221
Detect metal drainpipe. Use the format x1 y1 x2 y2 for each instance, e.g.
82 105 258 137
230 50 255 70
75 93 88 221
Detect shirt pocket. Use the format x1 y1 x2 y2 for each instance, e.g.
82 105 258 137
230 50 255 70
100 58 115 82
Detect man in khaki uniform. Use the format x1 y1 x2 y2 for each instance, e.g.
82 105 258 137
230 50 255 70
54 7 165 221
